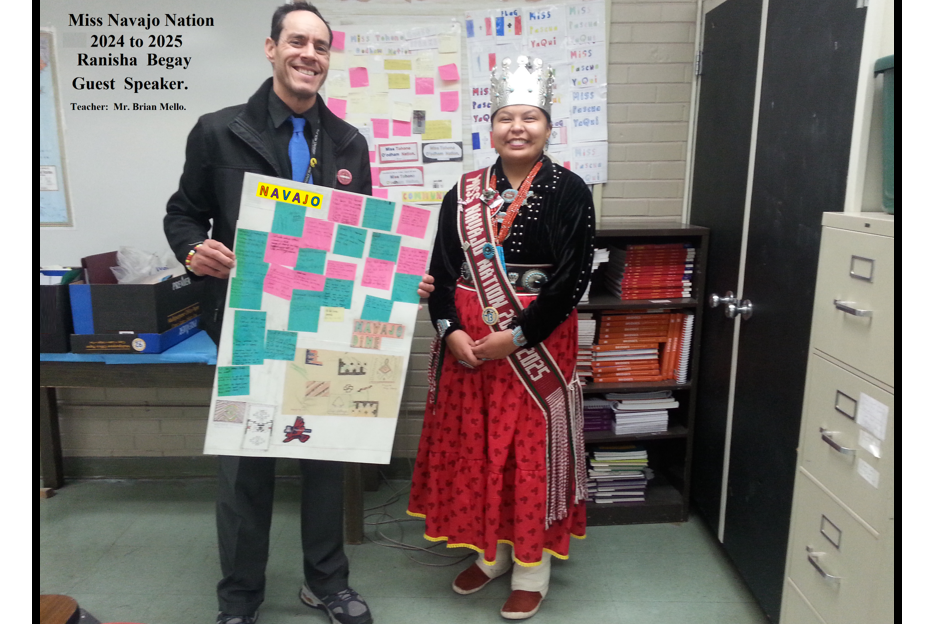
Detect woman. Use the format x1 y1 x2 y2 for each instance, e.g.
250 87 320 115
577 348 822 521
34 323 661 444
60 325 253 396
408 56 595 620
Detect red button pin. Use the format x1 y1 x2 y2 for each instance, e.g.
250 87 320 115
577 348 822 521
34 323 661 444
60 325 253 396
337 169 353 185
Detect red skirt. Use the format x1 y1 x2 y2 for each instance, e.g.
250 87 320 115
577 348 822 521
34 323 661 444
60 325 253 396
407 285 587 565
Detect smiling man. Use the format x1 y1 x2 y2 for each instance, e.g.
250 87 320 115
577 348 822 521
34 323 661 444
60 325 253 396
163 4 372 624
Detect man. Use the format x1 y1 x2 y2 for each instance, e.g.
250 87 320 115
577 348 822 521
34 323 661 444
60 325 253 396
164 4 372 624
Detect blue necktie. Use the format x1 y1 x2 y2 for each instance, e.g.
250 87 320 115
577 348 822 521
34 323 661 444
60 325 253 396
289 116 311 183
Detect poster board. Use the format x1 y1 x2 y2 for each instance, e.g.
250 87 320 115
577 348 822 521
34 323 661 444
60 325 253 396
204 173 438 464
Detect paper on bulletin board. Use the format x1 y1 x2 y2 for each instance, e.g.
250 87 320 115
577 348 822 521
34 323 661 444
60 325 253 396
203 173 438 464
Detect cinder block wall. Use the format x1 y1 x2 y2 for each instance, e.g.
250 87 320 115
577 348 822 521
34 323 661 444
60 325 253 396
52 0 698 468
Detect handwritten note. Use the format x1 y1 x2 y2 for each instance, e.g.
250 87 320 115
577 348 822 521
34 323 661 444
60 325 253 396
333 225 367 258
264 233 301 267
397 246 430 275
265 329 298 361
264 263 299 300
272 202 306 237
323 278 354 309
328 191 364 226
362 257 395 290
362 197 396 231
232 310 267 365
361 295 394 322
288 290 322 333
229 275 265 310
388 73 411 89
295 247 326 274
391 273 422 304
422 120 452 141
415 77 435 95
349 66 369 88
369 232 401 262
325 260 357 281
217 366 251 397
392 101 414 122
235 229 270 274
302 218 335 251
292 269 326 292
396 204 431 239
323 307 345 323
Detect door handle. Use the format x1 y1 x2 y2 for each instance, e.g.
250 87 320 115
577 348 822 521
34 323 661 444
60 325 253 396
709 291 736 308
819 428 856 456
834 299 873 318
725 300 753 320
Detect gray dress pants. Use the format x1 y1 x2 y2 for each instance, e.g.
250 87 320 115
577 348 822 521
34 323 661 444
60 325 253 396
215 455 349 615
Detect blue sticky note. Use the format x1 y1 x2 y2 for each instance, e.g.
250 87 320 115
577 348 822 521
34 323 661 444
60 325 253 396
333 224 367 258
235 229 269 269
361 295 394 322
232 310 267 365
496 16 505 36
362 197 396 232
368 232 401 262
217 366 250 396
229 275 264 310
391 273 422 304
295 247 327 274
272 202 306 237
466 18 474 38
323 278 354 309
288 290 322 332
472 132 481 151
265 329 298 361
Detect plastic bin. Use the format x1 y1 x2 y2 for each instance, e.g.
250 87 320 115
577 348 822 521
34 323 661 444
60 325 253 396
874 55 895 214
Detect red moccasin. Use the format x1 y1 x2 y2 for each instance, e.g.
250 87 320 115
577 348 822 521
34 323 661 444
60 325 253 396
500 589 544 620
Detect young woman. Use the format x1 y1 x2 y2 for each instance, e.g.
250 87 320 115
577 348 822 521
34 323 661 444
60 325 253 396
408 56 596 620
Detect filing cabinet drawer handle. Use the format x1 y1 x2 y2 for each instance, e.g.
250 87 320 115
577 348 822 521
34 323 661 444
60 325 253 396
806 547 842 585
833 299 873 318
820 428 856 455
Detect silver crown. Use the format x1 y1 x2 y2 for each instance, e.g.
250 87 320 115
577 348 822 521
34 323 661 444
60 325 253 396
490 55 556 116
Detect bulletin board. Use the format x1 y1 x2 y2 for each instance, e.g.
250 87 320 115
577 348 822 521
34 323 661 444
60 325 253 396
464 0 609 183
203 172 438 464
323 21 465 205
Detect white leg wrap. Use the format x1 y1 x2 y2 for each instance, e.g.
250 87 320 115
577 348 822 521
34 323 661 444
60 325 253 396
510 554 551 596
478 542 513 578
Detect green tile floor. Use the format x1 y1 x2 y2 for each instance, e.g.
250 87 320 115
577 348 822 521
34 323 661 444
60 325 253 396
39 478 769 624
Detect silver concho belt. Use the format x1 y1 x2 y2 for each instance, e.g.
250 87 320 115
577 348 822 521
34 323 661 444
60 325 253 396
460 262 553 294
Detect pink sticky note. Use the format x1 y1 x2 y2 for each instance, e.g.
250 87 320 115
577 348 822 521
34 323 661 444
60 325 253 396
438 63 459 81
371 167 380 185
292 270 326 292
372 118 390 139
393 120 411 137
373 188 389 199
361 257 395 290
264 264 297 300
415 77 435 95
327 98 347 119
328 191 364 225
397 246 430 275
349 67 370 88
264 233 300 266
301 218 335 251
332 31 346 51
440 91 459 112
326 260 357 281
395 204 431 239
369 150 376 163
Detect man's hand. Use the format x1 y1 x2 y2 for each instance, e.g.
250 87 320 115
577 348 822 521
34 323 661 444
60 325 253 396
445 330 482 368
417 274 435 298
472 330 518 361
189 239 236 278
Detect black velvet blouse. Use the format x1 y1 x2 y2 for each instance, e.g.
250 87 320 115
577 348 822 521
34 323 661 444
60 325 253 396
427 156 596 348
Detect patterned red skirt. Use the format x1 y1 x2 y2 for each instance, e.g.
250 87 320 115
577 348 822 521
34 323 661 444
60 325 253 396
407 285 587 565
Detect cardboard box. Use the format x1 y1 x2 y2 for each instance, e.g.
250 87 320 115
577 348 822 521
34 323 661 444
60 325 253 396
40 284 74 353
69 317 201 354
70 273 203 335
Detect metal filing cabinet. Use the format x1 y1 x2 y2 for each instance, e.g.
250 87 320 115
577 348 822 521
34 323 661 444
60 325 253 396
780 213 895 624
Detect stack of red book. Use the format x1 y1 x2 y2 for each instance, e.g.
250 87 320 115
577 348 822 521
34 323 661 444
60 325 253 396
591 311 691 383
603 243 696 300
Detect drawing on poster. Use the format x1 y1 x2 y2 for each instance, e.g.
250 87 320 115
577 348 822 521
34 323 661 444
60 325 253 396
213 400 247 424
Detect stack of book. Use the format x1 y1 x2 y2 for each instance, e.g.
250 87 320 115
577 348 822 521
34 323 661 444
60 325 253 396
580 247 610 304
577 313 596 381
592 311 694 383
587 444 651 504
607 391 678 435
583 397 614 433
603 243 696 300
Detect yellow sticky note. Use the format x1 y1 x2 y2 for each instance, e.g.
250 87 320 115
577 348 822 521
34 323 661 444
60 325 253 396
323 307 345 323
327 75 349 99
392 101 414 122
370 93 389 116
414 52 435 78
422 120 452 141
438 34 458 54
348 91 369 115
384 59 412 71
388 73 411 89
370 73 389 93
330 50 348 71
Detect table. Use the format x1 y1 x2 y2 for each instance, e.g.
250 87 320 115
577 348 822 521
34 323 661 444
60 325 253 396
39 331 365 544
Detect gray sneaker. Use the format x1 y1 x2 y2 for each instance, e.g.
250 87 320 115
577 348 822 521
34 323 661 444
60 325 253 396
299 582 373 624
216 612 258 624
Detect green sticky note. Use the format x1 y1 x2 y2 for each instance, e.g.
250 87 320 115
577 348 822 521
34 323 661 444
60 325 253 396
362 197 396 232
333 224 367 258
323 278 354 309
235 229 269 269
217 366 251 396
391 273 422 304
295 247 327 274
265 329 298 360
288 290 322 332
361 295 394 322
232 310 267 365
229 275 264 310
272 202 306 237
368 232 401 262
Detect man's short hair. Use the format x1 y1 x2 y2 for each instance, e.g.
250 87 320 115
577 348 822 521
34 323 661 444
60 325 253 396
270 2 333 46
